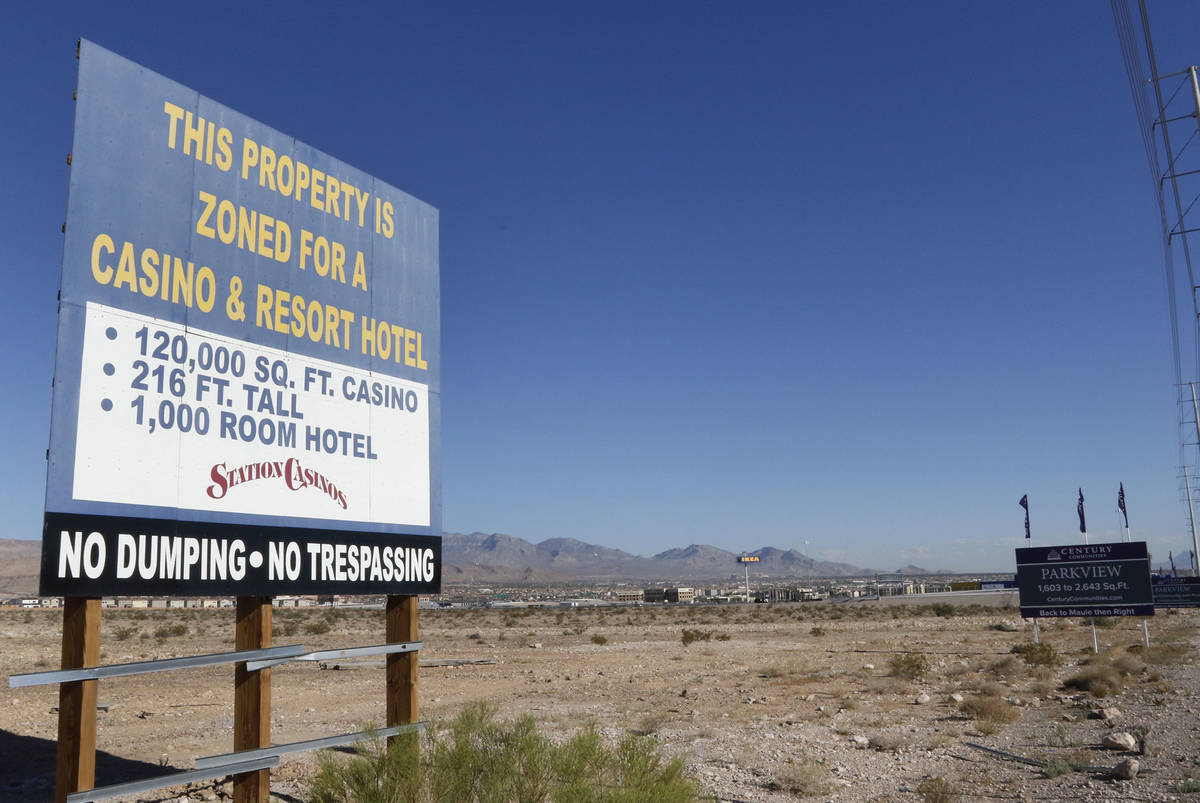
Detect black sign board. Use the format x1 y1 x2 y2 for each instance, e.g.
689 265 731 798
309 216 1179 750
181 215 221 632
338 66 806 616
1015 541 1153 618
1151 576 1200 608
40 512 441 597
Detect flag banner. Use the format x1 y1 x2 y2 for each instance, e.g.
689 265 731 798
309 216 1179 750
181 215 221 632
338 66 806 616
1019 494 1030 539
1077 489 1087 534
1118 483 1128 528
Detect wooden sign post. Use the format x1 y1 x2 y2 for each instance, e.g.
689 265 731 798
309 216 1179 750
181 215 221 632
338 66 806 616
234 597 272 803
55 597 101 803
386 595 419 746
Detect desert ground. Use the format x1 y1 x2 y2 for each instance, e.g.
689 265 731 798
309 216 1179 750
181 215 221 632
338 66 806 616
1 598 1198 802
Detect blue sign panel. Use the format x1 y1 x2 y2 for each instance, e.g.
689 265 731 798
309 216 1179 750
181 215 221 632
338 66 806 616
41 41 440 596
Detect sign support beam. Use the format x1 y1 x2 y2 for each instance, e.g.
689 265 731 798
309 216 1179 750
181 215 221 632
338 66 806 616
386 595 419 750
55 597 100 803
233 597 272 803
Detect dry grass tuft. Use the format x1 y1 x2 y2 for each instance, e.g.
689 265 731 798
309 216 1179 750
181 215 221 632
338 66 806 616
1110 652 1145 677
959 694 1020 731
1063 665 1123 698
987 656 1021 676
774 759 828 797
869 732 906 752
916 776 958 802
1143 643 1191 665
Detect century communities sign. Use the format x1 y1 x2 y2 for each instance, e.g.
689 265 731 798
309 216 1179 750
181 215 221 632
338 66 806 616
39 41 441 597
1015 542 1153 618
1151 576 1200 608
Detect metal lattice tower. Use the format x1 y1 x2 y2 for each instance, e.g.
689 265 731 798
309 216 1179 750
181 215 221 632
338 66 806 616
1112 0 1200 571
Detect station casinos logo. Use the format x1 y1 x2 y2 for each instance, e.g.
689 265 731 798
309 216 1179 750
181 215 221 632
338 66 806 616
206 457 348 509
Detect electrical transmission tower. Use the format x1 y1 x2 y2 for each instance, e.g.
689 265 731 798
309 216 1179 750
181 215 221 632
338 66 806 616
1112 0 1200 572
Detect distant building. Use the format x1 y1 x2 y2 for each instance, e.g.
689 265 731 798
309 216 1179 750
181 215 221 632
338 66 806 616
644 587 694 603
615 589 644 602
669 587 694 603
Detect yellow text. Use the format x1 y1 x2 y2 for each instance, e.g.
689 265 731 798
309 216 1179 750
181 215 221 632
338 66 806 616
254 283 355 349
163 101 233 172
90 233 216 313
195 191 291 263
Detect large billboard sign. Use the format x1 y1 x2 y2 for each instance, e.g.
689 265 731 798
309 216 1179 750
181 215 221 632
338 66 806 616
40 41 440 596
1151 576 1200 608
1015 542 1153 618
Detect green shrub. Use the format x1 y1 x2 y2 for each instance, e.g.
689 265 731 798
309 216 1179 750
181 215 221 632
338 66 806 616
153 623 187 639
1043 760 1073 779
1011 642 1061 667
887 652 930 680
590 634 608 645
1044 751 1093 778
113 626 138 641
1176 772 1200 793
680 629 711 646
305 620 332 635
309 702 700 803
809 626 826 637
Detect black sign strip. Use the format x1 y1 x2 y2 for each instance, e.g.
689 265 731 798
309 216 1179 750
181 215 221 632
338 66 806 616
40 511 441 597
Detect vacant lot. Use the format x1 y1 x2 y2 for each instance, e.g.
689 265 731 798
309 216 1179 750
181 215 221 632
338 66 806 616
2 601 1197 801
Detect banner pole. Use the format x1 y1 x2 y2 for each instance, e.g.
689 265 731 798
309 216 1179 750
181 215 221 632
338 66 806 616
1084 525 1099 652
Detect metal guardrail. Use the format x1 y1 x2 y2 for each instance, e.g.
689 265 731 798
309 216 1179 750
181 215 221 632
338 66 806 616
194 721 427 769
8 644 305 687
65 757 279 803
244 640 422 671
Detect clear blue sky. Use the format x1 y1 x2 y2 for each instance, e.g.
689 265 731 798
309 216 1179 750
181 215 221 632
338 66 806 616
3 1 1197 572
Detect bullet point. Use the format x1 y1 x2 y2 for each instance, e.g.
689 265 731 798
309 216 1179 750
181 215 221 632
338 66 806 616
103 363 115 376
105 327 118 340
100 398 113 411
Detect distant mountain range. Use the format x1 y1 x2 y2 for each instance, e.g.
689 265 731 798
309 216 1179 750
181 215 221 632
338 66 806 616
24 533 1171 594
442 532 883 582
0 539 42 597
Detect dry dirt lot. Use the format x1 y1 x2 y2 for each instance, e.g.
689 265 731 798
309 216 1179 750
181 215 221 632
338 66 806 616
1 600 1198 801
